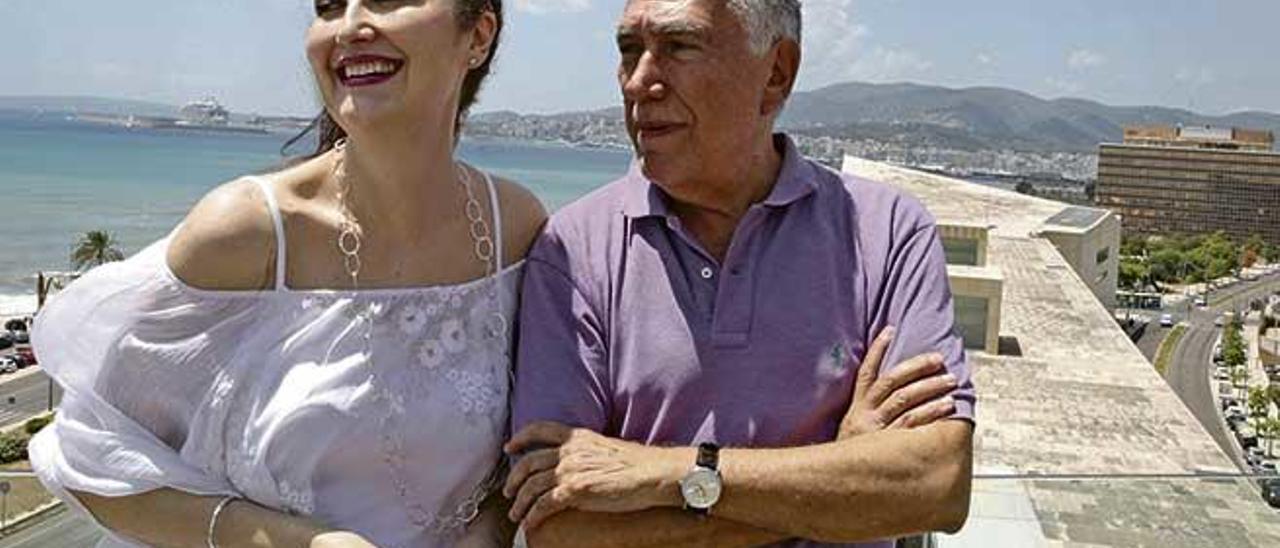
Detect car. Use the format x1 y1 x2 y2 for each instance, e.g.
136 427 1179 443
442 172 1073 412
1195 297 1208 307
1214 369 1230 381
0 333 11 351
15 348 35 367
8 330 28 344
1261 479 1280 508
1160 313 1175 327
0 356 16 374
1256 461 1278 475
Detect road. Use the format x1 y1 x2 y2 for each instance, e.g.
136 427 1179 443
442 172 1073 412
1157 270 1280 470
0 371 61 430
0 505 100 548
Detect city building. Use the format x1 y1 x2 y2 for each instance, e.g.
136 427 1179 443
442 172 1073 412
844 157 1280 547
1095 125 1280 245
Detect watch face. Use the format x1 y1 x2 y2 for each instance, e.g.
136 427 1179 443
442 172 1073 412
680 468 722 509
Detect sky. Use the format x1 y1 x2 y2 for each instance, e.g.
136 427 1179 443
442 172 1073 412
3 0 1276 117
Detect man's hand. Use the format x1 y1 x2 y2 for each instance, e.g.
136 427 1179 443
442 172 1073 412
502 423 688 531
839 326 958 438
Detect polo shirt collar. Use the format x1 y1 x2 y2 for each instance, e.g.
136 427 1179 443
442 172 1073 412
620 133 817 219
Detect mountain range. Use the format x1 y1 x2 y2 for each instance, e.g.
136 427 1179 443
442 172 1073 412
469 82 1280 153
778 82 1280 152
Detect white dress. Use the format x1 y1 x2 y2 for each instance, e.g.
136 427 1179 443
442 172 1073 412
29 174 523 547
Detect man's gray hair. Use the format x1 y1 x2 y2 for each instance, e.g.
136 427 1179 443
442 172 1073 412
726 0 802 55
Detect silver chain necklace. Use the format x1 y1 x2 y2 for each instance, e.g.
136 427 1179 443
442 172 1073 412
331 138 510 536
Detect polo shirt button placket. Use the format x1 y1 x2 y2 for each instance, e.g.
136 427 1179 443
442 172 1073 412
700 267 715 280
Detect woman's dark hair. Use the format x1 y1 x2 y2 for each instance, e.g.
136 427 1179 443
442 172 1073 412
283 0 503 158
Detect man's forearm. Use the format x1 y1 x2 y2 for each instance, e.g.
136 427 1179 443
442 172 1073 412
708 420 973 543
527 508 788 548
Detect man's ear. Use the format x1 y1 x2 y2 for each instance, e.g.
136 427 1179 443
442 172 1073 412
761 38 801 118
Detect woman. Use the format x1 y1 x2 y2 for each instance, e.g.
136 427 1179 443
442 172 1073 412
29 0 545 546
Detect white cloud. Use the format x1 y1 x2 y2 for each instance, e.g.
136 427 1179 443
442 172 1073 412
1066 49 1106 70
515 0 591 14
976 52 995 66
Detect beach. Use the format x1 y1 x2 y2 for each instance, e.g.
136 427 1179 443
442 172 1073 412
0 110 633 318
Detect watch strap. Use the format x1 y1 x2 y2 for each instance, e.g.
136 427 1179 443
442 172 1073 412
696 442 720 470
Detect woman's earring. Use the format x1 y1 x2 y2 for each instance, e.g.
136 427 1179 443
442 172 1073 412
468 58 479 68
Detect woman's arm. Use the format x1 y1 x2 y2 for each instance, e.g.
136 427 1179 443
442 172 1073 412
73 488 374 548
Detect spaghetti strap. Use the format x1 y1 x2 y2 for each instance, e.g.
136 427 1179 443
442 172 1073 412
481 170 503 272
247 176 288 291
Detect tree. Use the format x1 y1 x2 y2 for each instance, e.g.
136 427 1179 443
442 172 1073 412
1261 417 1280 458
1119 258 1152 291
1249 386 1271 420
1230 367 1250 399
1223 323 1248 369
1244 235 1267 269
1268 383 1280 412
1149 247 1187 286
71 230 125 271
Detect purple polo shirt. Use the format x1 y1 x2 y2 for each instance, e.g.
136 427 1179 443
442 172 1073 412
512 135 975 547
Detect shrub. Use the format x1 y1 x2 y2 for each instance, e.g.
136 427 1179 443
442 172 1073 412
24 414 53 436
0 432 28 464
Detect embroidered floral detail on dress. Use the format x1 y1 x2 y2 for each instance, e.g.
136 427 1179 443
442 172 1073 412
445 369 505 417
396 304 429 336
418 339 445 370
440 319 467 353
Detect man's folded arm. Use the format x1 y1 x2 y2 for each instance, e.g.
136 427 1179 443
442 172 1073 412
526 419 971 547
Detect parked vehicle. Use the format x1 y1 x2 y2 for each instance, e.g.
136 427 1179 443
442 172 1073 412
1214 369 1230 381
1240 430 1260 450
1261 479 1280 508
1228 416 1248 431
0 356 16 374
1195 297 1208 307
9 330 28 344
15 348 35 367
1160 314 1175 327
0 333 12 351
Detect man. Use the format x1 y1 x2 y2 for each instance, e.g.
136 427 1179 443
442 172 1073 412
506 0 975 546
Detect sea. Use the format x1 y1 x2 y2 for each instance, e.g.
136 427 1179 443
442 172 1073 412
0 110 634 317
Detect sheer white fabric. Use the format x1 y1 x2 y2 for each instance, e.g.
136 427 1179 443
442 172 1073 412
29 180 523 547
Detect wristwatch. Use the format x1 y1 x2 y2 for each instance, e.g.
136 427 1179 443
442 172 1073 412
679 442 722 515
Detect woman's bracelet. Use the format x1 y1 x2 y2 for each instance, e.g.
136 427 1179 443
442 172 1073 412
207 495 241 548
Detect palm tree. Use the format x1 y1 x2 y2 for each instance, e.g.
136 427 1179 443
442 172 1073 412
70 230 125 271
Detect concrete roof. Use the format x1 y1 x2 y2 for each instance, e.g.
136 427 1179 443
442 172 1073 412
843 157 1280 547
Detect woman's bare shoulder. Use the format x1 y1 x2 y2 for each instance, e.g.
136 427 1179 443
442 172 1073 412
166 177 280 291
490 175 548 265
